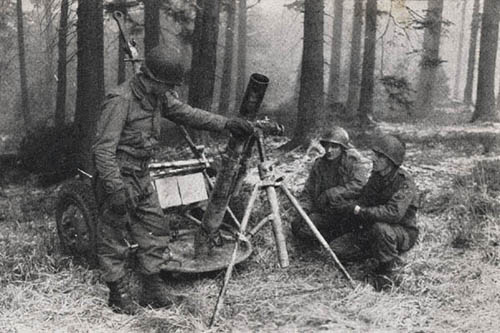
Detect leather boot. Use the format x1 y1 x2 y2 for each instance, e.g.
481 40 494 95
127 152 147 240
373 258 403 275
107 277 140 315
372 258 403 292
140 273 174 308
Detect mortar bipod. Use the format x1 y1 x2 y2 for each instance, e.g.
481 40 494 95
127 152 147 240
234 131 290 268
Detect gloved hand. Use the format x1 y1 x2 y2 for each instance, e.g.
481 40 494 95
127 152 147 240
225 118 254 138
206 166 218 178
341 203 358 215
317 192 330 208
109 189 128 215
318 188 344 208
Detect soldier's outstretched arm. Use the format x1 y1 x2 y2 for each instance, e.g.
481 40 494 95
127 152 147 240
161 91 253 138
161 91 228 132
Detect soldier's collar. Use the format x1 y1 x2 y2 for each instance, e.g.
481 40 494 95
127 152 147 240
322 154 342 164
379 167 399 182
130 74 156 110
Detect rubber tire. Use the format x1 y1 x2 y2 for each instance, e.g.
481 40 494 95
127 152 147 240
55 178 98 268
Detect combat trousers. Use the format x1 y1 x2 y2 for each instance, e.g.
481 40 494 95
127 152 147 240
291 210 357 244
367 222 418 264
292 212 418 264
95 170 171 283
329 222 418 263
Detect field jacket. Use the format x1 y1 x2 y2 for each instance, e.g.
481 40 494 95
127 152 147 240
302 148 368 212
92 73 227 194
357 167 418 231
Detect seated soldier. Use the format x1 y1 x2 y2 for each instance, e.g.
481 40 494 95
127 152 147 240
291 126 368 244
330 134 419 291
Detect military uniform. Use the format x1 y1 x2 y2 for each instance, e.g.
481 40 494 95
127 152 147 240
92 73 228 282
330 167 419 265
292 148 369 242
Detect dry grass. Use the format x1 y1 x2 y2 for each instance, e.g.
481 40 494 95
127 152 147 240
1 139 500 332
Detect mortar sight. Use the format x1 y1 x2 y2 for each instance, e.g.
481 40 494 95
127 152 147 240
253 118 285 137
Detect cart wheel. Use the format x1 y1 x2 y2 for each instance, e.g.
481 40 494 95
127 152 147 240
55 179 98 267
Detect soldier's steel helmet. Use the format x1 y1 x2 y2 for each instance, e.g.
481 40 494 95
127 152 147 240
319 127 350 149
143 46 184 85
372 135 406 166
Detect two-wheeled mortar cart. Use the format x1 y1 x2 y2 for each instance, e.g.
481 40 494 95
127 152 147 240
55 150 254 273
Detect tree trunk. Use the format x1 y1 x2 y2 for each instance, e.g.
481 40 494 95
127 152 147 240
293 52 302 106
358 0 377 125
327 0 344 106
286 0 324 149
218 0 236 116
464 0 481 105
453 0 467 100
415 0 444 117
345 0 363 118
235 0 247 107
188 0 220 112
75 0 104 172
472 0 500 122
16 0 31 131
144 0 160 57
42 0 56 114
55 0 69 129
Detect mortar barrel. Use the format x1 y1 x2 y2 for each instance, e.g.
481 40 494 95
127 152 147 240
239 73 269 120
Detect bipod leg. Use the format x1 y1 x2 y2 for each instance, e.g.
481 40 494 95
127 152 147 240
210 183 260 328
263 182 289 268
280 184 357 289
255 133 289 268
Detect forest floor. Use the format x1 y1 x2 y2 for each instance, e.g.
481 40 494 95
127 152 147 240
1 117 500 332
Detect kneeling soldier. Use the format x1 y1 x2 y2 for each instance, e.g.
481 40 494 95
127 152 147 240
291 127 368 244
331 134 419 290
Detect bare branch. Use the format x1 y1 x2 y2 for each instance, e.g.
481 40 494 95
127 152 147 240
247 0 261 10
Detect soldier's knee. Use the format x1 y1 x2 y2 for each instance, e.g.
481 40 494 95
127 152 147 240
371 222 389 236
309 212 327 225
291 219 309 240
370 222 396 243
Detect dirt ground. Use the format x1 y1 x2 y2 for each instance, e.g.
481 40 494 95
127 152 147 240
1 120 500 332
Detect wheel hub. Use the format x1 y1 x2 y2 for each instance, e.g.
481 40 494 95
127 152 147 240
60 203 92 254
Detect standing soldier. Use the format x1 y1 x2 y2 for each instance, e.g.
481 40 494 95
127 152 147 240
291 126 369 244
92 45 253 314
330 134 419 291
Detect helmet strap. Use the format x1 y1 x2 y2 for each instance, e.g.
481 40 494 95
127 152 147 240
141 64 179 86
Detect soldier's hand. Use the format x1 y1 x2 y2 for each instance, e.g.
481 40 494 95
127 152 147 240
317 192 329 207
336 203 358 215
225 118 254 138
109 189 128 215
318 189 342 208
206 166 218 178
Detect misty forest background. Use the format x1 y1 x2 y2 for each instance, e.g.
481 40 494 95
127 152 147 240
1 0 500 175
